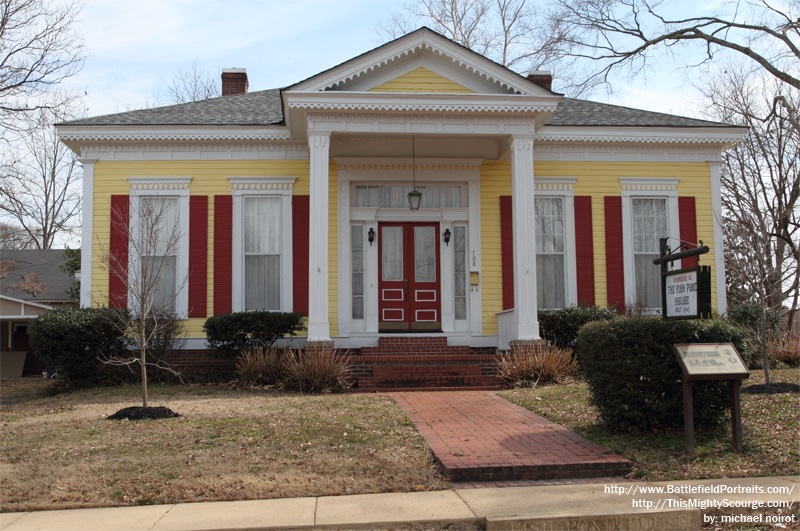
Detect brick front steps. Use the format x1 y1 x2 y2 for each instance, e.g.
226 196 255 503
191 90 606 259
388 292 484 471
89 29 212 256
350 336 503 391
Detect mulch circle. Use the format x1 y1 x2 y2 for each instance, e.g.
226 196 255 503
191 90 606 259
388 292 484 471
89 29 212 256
107 406 181 420
742 382 800 395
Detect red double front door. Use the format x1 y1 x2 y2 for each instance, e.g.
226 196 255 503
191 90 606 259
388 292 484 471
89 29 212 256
378 222 441 332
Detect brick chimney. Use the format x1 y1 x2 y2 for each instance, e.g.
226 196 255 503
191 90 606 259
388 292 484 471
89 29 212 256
527 70 553 91
222 68 248 96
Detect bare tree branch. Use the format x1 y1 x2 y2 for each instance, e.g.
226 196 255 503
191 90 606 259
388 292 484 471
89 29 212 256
163 59 220 104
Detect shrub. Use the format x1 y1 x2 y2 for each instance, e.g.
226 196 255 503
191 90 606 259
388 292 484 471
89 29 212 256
497 343 578 388
538 306 617 348
28 308 128 384
282 346 351 393
203 311 305 353
235 346 289 385
576 317 748 433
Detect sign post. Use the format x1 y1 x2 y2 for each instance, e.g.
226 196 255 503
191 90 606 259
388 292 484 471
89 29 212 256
672 343 750 453
654 238 711 320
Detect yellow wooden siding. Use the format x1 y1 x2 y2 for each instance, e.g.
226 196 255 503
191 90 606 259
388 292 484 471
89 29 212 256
479 161 717 334
369 67 475 93
91 160 311 337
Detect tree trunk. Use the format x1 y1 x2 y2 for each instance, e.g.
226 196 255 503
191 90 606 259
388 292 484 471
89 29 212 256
140 328 149 408
760 312 771 384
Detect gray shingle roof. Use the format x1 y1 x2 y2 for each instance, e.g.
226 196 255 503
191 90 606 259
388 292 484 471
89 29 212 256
0 250 75 303
546 98 730 128
60 89 729 129
62 89 284 126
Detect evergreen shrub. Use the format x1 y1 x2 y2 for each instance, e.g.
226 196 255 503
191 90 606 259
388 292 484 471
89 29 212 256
576 317 749 432
538 306 617 348
203 311 305 353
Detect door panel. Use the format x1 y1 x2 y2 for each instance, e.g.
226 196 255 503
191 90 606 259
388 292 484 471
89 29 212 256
378 222 441 332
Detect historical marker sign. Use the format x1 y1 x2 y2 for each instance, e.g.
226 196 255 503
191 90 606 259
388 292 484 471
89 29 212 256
665 270 698 318
672 343 749 380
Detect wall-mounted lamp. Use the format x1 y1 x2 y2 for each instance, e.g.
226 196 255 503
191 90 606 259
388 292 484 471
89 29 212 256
443 228 451 246
368 227 375 246
407 135 422 210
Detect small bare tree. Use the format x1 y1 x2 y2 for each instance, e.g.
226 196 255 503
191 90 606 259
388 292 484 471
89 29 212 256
0 221 35 249
103 196 186 408
377 0 601 97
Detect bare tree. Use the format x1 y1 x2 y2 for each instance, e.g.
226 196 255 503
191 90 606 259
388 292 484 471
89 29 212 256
552 0 800 130
102 196 185 408
163 59 220 104
0 96 82 249
377 0 601 97
700 65 799 381
0 0 86 135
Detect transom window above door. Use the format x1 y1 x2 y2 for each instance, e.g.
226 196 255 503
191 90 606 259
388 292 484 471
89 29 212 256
353 185 466 208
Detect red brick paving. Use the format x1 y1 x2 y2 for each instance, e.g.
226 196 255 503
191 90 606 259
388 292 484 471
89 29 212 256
391 391 632 482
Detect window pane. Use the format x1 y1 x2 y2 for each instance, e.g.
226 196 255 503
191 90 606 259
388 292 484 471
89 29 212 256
537 255 565 309
245 255 280 311
414 226 436 282
351 226 364 319
144 255 176 312
632 198 667 308
354 185 466 208
140 197 179 256
635 254 662 308
454 227 467 320
244 197 281 254
535 198 564 253
382 226 403 281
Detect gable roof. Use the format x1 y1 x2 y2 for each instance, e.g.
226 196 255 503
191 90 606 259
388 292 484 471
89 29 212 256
0 249 75 304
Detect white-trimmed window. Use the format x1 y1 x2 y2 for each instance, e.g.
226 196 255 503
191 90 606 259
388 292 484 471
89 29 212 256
534 179 577 309
230 177 296 312
128 177 191 317
620 178 680 312
351 224 365 320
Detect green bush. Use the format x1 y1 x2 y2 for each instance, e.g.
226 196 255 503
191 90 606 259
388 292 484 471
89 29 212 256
203 311 305 353
576 317 748 433
29 308 128 384
727 301 784 333
538 306 617 348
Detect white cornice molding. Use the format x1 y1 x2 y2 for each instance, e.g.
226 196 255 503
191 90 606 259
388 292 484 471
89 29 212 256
336 157 483 174
128 177 192 190
619 177 680 193
536 126 745 146
287 91 559 114
288 29 547 96
228 176 297 191
535 177 577 191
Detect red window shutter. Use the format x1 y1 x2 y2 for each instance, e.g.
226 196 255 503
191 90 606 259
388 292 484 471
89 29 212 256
188 196 208 318
678 197 699 268
500 196 514 310
604 197 625 314
574 196 595 306
213 196 233 315
292 195 310 316
108 195 129 309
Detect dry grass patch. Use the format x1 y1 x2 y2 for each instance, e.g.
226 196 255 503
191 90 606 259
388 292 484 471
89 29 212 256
500 368 799 481
0 382 448 512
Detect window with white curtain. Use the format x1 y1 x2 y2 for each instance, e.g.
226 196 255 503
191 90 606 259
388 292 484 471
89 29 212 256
351 225 364 320
244 196 281 311
535 197 566 309
230 177 295 313
140 196 179 312
453 226 467 320
632 197 668 309
354 185 465 208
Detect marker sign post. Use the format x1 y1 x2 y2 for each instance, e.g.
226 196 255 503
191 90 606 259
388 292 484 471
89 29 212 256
672 343 750 453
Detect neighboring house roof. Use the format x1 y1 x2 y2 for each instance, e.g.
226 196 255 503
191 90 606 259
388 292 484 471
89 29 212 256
0 294 54 319
0 250 75 304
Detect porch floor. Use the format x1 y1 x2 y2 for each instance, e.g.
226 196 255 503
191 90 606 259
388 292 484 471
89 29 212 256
390 391 632 482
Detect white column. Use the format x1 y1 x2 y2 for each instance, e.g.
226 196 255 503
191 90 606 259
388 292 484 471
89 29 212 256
307 132 331 341
79 158 97 308
709 160 728 314
510 136 540 340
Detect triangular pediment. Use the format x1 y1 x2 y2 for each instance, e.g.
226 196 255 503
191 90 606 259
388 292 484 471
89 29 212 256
287 27 550 97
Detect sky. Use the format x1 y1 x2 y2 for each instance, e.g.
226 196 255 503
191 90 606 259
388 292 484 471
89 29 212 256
64 0 704 120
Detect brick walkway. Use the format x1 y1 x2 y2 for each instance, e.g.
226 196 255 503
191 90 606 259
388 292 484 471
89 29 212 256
391 391 632 482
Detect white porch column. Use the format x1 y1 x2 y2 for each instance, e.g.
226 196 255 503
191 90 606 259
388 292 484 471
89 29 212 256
510 136 540 340
79 158 97 308
307 132 331 341
709 160 728 314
